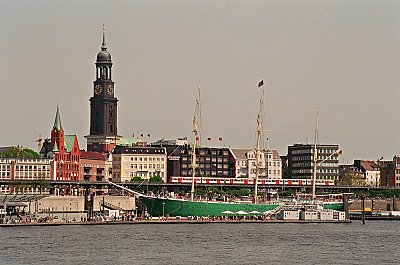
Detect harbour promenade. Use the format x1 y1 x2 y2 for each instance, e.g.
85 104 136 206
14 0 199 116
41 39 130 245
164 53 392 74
0 218 352 227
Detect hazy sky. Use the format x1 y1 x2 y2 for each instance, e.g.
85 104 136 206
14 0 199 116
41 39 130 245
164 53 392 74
1 0 399 163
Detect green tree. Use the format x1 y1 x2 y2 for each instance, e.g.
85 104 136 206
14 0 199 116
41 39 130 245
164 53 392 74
229 188 250 197
149 175 163 183
131 176 144 182
0 146 40 159
338 172 366 186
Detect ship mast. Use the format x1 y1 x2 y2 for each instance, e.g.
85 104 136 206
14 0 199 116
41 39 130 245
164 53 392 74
254 82 264 204
312 111 319 200
191 86 201 201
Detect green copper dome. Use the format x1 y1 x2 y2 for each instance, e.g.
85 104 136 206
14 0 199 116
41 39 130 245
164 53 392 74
96 29 112 62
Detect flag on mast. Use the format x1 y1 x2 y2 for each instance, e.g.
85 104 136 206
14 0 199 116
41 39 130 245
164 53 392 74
258 80 264 87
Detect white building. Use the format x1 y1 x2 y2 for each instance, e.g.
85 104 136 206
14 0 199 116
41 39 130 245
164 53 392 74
231 149 282 179
0 158 53 194
112 146 167 182
353 160 380 186
231 149 250 178
247 149 282 179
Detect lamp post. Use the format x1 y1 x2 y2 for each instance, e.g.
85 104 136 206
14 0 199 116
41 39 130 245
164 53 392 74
162 202 165 220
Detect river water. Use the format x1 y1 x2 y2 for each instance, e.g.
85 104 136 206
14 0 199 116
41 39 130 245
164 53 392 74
0 221 399 265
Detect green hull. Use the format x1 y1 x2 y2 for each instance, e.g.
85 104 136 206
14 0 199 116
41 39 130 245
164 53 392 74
321 202 345 211
140 196 281 217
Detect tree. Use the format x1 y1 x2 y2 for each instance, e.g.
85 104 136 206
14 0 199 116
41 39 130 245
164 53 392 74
149 175 163 183
338 172 366 186
131 176 144 182
0 146 40 159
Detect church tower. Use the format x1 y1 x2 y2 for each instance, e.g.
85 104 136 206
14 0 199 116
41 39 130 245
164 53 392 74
50 105 65 152
85 28 121 153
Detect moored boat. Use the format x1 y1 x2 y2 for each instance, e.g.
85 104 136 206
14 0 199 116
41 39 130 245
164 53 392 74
140 196 280 217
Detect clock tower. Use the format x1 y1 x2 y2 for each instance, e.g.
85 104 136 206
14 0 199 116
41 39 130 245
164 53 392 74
85 28 121 153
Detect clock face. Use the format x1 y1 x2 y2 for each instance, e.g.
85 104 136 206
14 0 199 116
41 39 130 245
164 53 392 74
94 84 102 95
107 85 114 95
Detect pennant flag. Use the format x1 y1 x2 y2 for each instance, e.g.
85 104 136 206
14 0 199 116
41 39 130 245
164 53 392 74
207 137 212 141
338 149 343 155
132 133 134 137
218 137 223 141
140 134 144 137
258 80 264 87
195 136 200 141
147 134 151 137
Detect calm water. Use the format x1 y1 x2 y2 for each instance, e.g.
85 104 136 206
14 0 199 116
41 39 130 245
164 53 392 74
0 221 399 265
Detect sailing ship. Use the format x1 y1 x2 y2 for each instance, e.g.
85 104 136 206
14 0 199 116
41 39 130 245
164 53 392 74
109 83 347 217
139 83 283 217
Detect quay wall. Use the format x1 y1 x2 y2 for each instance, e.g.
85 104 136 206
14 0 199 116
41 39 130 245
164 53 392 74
348 198 399 211
32 195 135 214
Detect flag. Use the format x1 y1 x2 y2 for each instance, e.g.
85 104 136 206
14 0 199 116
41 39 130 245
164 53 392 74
195 136 200 141
338 149 343 155
147 134 151 137
379 156 384 160
258 80 264 87
218 137 223 141
207 137 212 141
140 134 144 137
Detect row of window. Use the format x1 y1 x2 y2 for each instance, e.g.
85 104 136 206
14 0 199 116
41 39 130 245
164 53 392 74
182 163 229 169
182 157 229 163
185 150 230 156
292 156 312 161
130 157 165 162
130 164 164 170
129 172 165 178
250 169 281 175
181 170 231 176
291 149 312 155
0 165 11 170
318 169 339 173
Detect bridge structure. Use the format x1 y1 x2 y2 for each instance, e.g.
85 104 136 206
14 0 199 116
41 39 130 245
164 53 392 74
0 180 398 193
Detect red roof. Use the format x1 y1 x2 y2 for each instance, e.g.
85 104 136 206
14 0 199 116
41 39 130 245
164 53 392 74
80 151 106 160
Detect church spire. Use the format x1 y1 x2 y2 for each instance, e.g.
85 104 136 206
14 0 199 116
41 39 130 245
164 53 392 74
101 24 107 50
53 105 63 131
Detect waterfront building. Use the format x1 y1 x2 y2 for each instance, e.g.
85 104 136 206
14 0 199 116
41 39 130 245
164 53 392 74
380 156 400 187
338 164 366 186
152 140 236 180
151 138 189 180
0 157 53 194
287 144 340 180
85 29 121 153
177 146 236 179
247 149 282 179
353 160 380 186
231 149 250 178
40 107 80 182
112 146 167 182
231 149 282 179
80 151 108 182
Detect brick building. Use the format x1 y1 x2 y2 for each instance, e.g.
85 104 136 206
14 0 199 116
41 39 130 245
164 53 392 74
40 106 80 182
380 156 400 187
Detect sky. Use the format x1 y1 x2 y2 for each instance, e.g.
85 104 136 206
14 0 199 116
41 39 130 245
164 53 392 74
1 0 399 163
